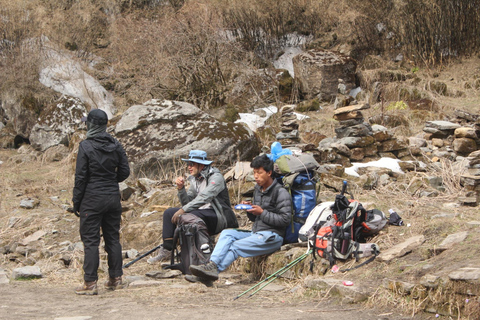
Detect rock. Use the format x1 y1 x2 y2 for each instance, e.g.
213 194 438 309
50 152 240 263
372 125 393 142
0 269 9 284
145 269 182 279
333 110 364 121
128 279 164 288
119 182 135 201
29 96 87 151
304 276 371 303
333 103 370 115
335 123 372 138
449 267 480 282
20 198 40 209
293 49 357 101
438 231 468 250
378 138 408 152
338 136 375 148
424 120 461 132
467 150 480 166
11 266 43 280
378 235 425 262
453 138 477 155
19 230 47 246
408 137 427 148
383 279 415 296
115 100 260 176
420 274 442 289
455 127 477 139
124 249 138 259
39 38 115 117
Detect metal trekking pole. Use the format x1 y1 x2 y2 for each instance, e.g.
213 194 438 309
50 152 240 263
233 250 312 300
247 250 311 298
122 244 162 268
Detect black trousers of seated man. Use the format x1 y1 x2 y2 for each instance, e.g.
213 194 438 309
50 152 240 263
162 207 218 251
79 192 123 282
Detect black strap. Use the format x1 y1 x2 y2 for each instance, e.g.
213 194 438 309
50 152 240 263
340 244 379 272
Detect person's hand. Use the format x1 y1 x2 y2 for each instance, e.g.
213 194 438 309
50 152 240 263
175 176 185 190
247 205 263 216
171 208 185 224
73 204 80 217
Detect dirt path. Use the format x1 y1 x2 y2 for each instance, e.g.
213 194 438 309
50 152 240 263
0 277 412 320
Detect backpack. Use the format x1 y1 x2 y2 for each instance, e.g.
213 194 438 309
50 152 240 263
165 213 213 275
298 201 334 242
283 172 317 244
358 209 388 242
274 153 320 176
311 186 381 269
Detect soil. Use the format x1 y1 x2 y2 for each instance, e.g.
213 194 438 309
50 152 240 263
0 150 420 320
0 276 413 320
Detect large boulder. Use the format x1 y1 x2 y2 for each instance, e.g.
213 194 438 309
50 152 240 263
115 99 261 176
293 49 357 101
29 96 87 151
39 37 115 118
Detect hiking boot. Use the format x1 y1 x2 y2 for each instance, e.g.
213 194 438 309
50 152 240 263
189 261 219 281
75 281 98 295
184 274 214 287
147 246 172 264
104 276 127 291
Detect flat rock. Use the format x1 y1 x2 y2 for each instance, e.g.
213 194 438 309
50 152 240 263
304 276 371 303
11 266 43 280
425 121 461 131
145 269 182 279
438 231 468 249
449 267 480 282
378 235 425 262
19 230 47 246
128 279 164 288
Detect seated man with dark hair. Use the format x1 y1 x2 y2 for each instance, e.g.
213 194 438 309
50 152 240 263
189 154 292 281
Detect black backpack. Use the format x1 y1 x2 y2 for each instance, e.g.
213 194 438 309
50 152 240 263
165 213 213 275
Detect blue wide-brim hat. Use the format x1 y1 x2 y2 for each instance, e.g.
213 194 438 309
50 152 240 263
181 150 213 165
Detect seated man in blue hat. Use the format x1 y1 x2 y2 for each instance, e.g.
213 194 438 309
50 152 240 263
147 150 238 264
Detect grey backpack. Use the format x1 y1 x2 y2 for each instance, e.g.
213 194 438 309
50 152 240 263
167 214 213 275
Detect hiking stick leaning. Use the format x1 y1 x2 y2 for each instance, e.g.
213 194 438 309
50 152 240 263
122 244 162 268
233 250 312 300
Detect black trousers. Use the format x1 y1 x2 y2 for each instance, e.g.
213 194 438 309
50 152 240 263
80 193 123 282
162 207 218 240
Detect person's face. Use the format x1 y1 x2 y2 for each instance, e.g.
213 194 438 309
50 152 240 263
187 161 204 176
253 167 273 189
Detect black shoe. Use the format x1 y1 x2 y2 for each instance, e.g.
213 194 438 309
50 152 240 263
189 261 219 281
184 274 214 287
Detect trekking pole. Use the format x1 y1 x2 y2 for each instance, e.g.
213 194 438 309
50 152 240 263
233 250 312 300
247 251 311 298
122 244 162 268
341 180 347 195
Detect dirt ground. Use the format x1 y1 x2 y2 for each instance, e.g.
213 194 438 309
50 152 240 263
0 276 415 320
0 148 423 320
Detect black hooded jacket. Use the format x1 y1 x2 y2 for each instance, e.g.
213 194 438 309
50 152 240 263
72 132 130 208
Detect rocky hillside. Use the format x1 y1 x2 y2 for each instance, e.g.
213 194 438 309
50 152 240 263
1 0 480 318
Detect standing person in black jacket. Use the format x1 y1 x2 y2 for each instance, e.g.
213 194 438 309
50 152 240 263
72 109 130 295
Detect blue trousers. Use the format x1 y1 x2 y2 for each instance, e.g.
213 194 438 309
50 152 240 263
210 229 283 272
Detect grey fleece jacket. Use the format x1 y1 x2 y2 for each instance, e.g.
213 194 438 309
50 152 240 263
248 179 292 237
177 165 238 234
